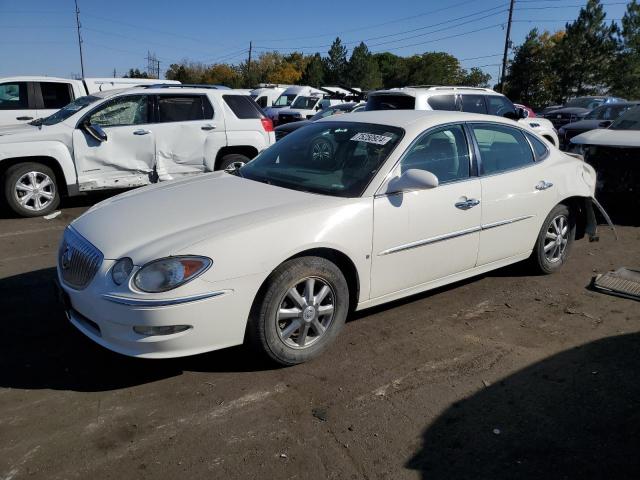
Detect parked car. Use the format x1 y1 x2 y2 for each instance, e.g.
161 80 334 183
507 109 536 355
540 96 626 129
0 85 274 217
274 102 365 141
263 86 325 122
569 106 640 210
250 86 285 109
558 101 640 149
514 103 536 118
0 76 180 126
56 110 606 365
366 86 560 146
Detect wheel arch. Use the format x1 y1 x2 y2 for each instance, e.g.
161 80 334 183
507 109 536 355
0 155 71 196
558 195 592 240
214 146 259 170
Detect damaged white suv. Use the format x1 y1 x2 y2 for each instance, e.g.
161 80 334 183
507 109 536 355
0 85 275 217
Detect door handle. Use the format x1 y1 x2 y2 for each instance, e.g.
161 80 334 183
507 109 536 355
201 124 216 131
16 116 33 121
455 198 480 210
535 180 554 191
133 129 151 135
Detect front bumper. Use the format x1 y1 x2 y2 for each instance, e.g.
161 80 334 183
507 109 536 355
56 265 264 359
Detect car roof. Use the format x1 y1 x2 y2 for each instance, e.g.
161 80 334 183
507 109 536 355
114 86 246 95
371 86 500 97
316 110 518 133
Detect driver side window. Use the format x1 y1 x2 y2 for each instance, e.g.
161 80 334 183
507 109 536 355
400 124 470 184
88 95 149 127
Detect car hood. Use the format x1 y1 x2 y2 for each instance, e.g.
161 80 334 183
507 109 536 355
560 119 603 131
71 172 344 261
0 122 67 143
570 129 640 147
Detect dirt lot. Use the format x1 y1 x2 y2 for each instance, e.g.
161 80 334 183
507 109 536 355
0 198 638 480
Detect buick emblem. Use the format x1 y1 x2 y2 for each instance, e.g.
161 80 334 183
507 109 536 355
61 246 72 270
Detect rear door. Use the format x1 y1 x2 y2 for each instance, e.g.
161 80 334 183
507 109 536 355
222 94 273 151
72 94 156 190
0 81 37 124
150 93 223 179
472 123 558 265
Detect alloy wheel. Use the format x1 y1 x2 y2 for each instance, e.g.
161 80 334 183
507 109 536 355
543 214 569 263
14 171 56 212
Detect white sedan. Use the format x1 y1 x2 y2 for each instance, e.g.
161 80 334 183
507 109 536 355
57 111 603 365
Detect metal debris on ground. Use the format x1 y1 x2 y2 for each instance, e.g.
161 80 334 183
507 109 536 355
591 267 640 301
43 211 62 220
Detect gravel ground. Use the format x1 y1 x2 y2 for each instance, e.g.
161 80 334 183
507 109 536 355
0 198 638 480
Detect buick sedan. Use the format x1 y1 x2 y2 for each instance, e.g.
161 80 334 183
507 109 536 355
57 111 603 365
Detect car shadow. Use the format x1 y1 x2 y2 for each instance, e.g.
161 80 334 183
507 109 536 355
0 267 276 393
406 332 640 479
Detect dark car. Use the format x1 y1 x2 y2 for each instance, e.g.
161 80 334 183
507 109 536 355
274 102 364 141
542 96 626 129
558 101 640 149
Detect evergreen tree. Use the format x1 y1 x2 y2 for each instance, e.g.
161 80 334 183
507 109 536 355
551 0 618 102
347 42 382 89
301 53 325 87
373 52 409 88
611 0 640 98
325 37 348 84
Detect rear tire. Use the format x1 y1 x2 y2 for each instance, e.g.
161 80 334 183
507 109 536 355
3 162 60 217
247 256 349 366
218 154 251 172
530 204 575 274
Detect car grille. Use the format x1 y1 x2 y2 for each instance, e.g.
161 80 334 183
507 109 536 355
58 227 103 290
546 112 578 128
277 114 302 125
275 130 289 141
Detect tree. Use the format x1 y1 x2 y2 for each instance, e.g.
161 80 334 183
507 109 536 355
347 42 382 89
201 64 243 88
301 53 325 87
325 37 348 84
405 52 464 86
461 67 491 88
551 0 618 102
124 68 149 79
374 52 409 88
610 0 640 98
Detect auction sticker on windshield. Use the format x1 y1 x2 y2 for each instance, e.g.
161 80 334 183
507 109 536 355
350 132 393 145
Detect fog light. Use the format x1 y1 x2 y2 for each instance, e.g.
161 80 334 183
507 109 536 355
133 325 191 336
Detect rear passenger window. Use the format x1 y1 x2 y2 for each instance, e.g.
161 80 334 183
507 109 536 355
0 82 28 110
401 124 470 184
427 95 458 111
223 95 263 119
40 82 72 109
472 124 534 175
254 96 268 108
461 95 487 114
158 95 212 122
525 132 549 161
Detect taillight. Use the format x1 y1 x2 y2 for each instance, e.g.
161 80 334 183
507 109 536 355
261 118 274 132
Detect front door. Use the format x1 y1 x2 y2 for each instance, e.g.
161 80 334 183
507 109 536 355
0 81 37 124
370 124 482 299
72 94 156 190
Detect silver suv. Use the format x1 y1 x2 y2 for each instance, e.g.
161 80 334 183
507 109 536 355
366 86 559 147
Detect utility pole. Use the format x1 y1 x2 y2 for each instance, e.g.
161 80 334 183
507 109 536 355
74 0 85 79
500 0 515 92
247 41 253 87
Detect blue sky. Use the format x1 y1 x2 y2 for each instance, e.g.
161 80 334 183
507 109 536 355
0 0 629 83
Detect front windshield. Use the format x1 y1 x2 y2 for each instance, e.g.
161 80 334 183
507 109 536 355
273 94 297 107
610 107 640 130
291 96 320 110
239 121 404 197
585 104 629 120
41 95 100 126
565 97 604 109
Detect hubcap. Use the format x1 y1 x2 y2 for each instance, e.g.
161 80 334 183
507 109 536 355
543 214 569 263
276 277 335 349
14 171 55 212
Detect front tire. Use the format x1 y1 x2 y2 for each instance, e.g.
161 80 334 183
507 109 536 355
530 204 575 274
247 256 349 366
3 162 60 217
218 154 250 172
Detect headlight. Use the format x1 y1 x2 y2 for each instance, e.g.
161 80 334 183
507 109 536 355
111 257 133 285
133 256 212 293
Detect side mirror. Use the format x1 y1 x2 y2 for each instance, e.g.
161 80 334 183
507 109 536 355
384 169 439 195
516 107 529 119
598 120 613 128
83 122 107 142
503 110 519 120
